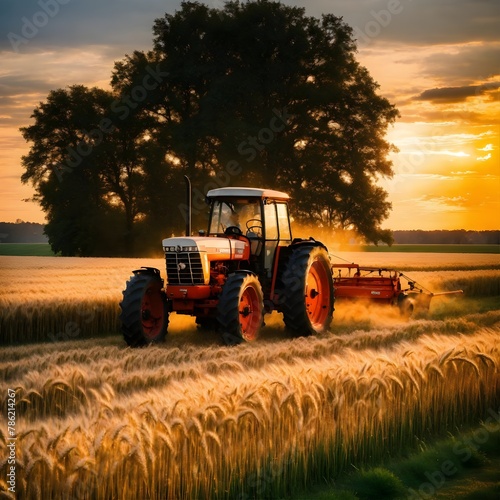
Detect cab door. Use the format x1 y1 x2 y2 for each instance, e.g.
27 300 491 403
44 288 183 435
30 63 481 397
263 201 292 277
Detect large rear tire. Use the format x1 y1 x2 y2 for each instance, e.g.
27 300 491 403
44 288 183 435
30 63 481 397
120 270 169 347
217 273 264 345
280 245 334 337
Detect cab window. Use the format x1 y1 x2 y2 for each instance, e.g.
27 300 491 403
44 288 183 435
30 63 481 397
277 203 291 241
209 199 262 235
264 203 278 240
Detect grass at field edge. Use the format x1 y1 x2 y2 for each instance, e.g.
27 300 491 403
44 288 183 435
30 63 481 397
347 244 499 254
297 423 500 499
0 243 55 256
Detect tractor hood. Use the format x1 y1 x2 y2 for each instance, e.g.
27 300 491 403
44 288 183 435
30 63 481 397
162 236 247 260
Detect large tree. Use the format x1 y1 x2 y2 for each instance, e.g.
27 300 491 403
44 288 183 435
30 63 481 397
21 0 398 255
112 0 398 243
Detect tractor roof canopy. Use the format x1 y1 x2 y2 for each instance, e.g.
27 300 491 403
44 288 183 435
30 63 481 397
206 187 289 201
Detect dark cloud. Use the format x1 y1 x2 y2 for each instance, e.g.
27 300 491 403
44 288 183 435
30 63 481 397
0 75 53 96
0 0 172 54
420 44 500 85
0 74 62 126
314 0 500 46
1 0 499 55
281 0 500 46
415 82 500 103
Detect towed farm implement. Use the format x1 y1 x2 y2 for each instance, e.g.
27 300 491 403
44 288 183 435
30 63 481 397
332 262 463 317
120 182 463 346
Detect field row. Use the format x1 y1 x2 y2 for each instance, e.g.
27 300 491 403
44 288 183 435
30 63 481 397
1 253 499 297
2 309 500 415
1 255 499 345
1 323 498 499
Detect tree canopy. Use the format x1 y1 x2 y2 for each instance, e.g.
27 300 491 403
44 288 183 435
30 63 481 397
21 0 398 256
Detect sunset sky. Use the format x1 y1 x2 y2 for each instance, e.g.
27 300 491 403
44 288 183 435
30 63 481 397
1 0 499 230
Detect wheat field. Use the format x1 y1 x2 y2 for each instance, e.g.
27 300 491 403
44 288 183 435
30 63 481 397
0 252 499 499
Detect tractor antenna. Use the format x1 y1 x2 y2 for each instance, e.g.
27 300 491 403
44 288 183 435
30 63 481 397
184 175 192 236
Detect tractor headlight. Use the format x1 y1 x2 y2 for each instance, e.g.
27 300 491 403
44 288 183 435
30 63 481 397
163 245 198 252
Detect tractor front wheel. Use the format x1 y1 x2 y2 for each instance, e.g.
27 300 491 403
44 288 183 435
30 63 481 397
280 245 334 337
217 273 264 345
120 270 169 347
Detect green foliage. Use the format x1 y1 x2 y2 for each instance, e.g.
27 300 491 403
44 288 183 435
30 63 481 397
299 489 358 500
391 442 465 489
347 468 405 500
297 425 500 500
389 429 498 489
0 244 54 256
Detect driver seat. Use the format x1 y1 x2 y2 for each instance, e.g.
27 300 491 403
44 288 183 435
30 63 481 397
246 228 263 256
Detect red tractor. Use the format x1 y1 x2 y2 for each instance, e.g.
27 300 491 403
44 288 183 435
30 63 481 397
120 187 334 346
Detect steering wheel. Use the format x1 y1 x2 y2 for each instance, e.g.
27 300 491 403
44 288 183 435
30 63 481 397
245 218 262 237
224 226 243 236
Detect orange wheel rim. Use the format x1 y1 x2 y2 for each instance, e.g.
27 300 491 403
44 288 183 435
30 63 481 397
239 286 261 341
305 260 331 329
141 282 165 340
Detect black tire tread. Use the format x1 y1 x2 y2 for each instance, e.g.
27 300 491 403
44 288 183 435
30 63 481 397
217 273 264 346
280 245 334 336
119 272 168 347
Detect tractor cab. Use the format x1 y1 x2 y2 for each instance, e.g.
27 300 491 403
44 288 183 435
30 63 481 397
206 187 292 277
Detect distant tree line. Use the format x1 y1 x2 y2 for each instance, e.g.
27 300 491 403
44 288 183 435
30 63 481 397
1 223 497 247
0 222 48 243
392 230 499 245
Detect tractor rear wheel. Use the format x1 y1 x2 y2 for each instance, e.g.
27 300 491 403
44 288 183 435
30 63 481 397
280 245 334 336
217 273 264 345
120 270 169 347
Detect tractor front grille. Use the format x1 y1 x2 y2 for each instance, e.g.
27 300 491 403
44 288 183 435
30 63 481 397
165 251 204 285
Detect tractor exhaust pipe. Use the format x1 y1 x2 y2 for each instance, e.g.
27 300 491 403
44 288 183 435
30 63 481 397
184 175 192 236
